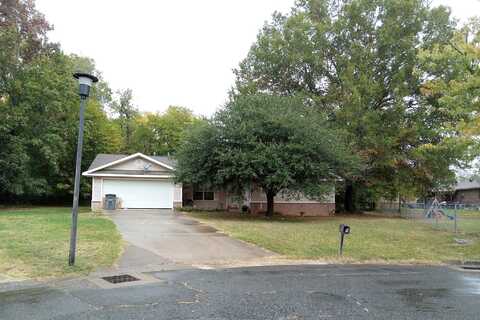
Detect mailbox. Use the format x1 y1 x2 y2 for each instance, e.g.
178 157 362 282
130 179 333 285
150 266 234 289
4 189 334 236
338 224 351 256
339 224 350 235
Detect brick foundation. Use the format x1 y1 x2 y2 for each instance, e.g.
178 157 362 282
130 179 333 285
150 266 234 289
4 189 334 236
250 202 335 217
91 201 102 212
193 200 223 210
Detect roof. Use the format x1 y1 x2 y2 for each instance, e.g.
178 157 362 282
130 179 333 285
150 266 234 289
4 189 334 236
87 153 176 171
455 177 480 191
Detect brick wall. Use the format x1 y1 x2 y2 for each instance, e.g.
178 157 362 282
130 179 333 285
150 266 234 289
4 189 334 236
455 189 480 204
250 202 335 217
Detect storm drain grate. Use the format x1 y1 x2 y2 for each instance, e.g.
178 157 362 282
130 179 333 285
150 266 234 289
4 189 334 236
102 274 140 284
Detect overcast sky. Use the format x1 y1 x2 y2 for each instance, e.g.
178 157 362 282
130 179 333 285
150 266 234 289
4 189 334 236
35 0 479 116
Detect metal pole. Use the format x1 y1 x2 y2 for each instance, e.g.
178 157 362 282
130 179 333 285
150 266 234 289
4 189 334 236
69 96 87 266
339 232 344 256
454 204 458 234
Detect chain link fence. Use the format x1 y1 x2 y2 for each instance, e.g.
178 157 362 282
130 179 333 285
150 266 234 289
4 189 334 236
376 201 480 234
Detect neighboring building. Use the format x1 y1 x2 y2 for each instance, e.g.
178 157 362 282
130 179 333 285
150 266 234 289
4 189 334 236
453 177 480 204
83 153 335 216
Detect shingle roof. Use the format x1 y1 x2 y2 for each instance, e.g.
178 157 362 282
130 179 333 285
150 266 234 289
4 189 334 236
87 154 176 171
455 177 480 191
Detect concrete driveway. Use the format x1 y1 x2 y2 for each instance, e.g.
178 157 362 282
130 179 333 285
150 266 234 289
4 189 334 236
106 210 274 269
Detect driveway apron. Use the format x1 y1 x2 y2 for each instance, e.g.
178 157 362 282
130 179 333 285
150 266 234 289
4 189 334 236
107 209 273 268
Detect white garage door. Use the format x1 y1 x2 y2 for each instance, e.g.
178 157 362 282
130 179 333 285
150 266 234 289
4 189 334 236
103 179 174 209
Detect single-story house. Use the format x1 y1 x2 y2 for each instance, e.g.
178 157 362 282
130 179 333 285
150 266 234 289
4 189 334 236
83 153 336 216
452 177 480 204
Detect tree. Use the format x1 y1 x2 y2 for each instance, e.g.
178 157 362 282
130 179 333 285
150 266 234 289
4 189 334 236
233 0 476 211
0 1 123 202
0 49 123 200
0 0 56 105
419 18 480 135
131 106 199 155
176 94 357 217
110 88 138 152
412 18 480 193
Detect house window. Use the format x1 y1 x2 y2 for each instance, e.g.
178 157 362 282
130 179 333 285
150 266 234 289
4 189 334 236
204 191 214 200
193 187 214 201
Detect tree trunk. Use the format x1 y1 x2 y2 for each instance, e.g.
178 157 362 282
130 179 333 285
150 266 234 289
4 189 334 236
126 121 131 146
344 181 355 213
266 190 275 217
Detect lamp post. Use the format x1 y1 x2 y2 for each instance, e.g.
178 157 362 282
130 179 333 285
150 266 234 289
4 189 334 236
69 72 98 266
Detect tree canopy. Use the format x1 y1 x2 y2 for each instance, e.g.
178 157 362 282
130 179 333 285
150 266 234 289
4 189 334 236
175 94 358 216
0 0 197 203
2 0 479 211
233 0 479 210
110 88 138 151
130 106 200 156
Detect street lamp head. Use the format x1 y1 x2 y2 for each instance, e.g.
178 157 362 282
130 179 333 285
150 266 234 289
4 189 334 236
73 72 99 98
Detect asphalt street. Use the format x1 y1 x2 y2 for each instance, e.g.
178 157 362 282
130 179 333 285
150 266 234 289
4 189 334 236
1 264 479 319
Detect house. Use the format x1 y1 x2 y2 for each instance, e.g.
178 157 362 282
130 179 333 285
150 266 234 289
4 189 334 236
83 153 182 210
453 177 480 204
83 153 336 216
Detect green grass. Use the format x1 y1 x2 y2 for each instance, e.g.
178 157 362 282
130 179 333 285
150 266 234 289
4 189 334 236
0 207 122 279
397 208 480 234
454 210 480 218
190 212 480 264
424 216 479 234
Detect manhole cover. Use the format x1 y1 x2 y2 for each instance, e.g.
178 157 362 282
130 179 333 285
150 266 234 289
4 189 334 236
102 274 140 284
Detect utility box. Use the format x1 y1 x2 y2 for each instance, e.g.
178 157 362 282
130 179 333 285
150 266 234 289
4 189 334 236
105 194 117 210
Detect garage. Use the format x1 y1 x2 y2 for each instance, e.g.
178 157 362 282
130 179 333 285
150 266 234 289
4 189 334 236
83 153 182 211
103 179 174 209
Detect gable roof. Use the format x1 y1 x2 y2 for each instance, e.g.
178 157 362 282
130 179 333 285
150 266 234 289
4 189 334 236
455 177 480 191
85 153 176 173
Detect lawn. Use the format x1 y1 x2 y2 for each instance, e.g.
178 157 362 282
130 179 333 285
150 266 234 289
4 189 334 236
189 212 480 264
0 207 122 279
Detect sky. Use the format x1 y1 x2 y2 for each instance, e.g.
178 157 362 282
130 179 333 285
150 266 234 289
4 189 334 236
35 0 479 116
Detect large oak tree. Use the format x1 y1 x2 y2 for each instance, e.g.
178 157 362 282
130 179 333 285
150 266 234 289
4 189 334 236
234 0 477 210
175 94 358 216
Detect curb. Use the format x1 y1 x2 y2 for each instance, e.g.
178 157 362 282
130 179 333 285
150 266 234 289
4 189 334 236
446 260 480 272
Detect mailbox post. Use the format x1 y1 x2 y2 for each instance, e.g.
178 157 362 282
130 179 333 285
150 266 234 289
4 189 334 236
338 224 350 256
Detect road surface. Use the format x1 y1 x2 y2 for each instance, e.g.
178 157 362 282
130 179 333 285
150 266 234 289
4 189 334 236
1 264 479 319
